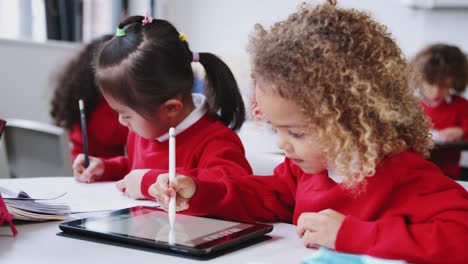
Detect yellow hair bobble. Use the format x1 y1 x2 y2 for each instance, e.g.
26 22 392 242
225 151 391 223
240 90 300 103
179 32 187 42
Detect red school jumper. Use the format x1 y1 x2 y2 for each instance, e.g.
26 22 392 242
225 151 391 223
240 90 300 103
99 113 252 196
421 95 468 179
68 99 128 160
185 151 468 264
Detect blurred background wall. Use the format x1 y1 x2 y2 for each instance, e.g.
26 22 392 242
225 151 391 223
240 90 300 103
1 0 467 123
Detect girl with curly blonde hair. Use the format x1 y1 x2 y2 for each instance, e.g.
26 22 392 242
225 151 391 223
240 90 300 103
149 1 468 263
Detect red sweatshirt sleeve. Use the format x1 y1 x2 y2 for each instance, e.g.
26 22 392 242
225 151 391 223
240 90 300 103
336 174 468 264
100 156 130 181
183 159 298 223
140 138 253 198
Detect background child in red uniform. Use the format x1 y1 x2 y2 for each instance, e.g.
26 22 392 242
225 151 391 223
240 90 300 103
150 2 468 263
411 43 468 179
50 35 128 161
72 15 252 200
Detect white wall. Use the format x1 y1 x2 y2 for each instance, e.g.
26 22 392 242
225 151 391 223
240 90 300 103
0 39 78 123
163 0 303 93
165 0 468 56
162 0 468 94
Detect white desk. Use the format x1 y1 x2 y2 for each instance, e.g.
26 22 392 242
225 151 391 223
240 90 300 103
0 177 314 264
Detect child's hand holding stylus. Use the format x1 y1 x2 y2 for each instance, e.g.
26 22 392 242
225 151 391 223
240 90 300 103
148 173 197 211
72 154 105 183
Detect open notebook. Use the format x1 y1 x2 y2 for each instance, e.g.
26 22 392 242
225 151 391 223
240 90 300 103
0 186 70 221
0 119 70 221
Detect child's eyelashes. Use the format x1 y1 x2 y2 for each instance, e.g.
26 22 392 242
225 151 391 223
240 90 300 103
288 131 304 138
110 108 130 119
264 121 304 138
268 126 303 139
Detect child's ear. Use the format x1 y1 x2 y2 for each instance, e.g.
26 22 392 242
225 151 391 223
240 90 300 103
161 99 183 118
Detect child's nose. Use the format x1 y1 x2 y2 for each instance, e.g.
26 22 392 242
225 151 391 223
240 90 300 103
277 136 291 152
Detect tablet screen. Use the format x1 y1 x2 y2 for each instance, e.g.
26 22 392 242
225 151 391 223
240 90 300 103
75 207 255 247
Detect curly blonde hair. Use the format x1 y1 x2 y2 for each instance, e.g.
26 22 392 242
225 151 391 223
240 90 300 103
248 0 433 187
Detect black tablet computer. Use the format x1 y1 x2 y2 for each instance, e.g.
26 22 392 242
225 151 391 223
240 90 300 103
59 206 273 258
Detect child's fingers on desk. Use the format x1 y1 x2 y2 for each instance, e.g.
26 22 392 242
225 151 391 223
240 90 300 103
115 179 126 192
296 212 325 236
302 231 320 248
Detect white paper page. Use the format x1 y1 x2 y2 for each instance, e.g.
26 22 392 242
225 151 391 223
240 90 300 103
0 177 158 213
0 181 65 199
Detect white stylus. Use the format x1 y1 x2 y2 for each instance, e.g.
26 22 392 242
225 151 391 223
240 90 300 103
168 127 176 229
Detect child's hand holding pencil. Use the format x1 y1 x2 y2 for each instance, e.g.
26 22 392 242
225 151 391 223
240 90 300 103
72 99 105 183
72 155 105 183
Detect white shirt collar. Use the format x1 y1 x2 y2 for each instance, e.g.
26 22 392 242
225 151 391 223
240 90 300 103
415 89 453 107
156 93 208 142
327 169 344 183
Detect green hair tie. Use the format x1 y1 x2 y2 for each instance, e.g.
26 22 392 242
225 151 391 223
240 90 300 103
115 27 126 37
